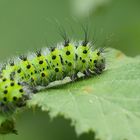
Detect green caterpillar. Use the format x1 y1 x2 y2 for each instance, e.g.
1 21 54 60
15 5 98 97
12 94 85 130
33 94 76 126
0 37 105 113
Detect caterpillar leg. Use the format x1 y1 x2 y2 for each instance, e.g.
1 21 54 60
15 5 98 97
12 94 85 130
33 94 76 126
70 73 78 81
83 69 92 77
27 86 38 94
94 64 105 75
94 68 102 75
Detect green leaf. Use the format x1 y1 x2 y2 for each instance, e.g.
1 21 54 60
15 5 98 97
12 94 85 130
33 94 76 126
28 48 140 140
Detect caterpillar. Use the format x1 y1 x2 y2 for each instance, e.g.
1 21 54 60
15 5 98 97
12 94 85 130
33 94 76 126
0 33 106 113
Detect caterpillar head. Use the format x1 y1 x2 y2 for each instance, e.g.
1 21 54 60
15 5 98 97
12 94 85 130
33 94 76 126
0 77 31 113
96 55 105 73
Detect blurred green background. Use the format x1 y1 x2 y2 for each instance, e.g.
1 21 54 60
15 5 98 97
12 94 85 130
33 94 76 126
0 0 140 139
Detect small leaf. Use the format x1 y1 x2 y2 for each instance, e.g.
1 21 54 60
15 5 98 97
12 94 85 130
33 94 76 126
28 48 140 140
0 118 17 135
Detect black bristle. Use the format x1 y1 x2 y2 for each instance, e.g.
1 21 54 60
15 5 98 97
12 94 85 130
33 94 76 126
50 47 55 52
99 48 105 53
9 61 15 66
82 40 88 46
36 49 42 57
19 55 27 61
1 64 6 70
81 23 90 47
57 25 69 47
64 39 69 47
